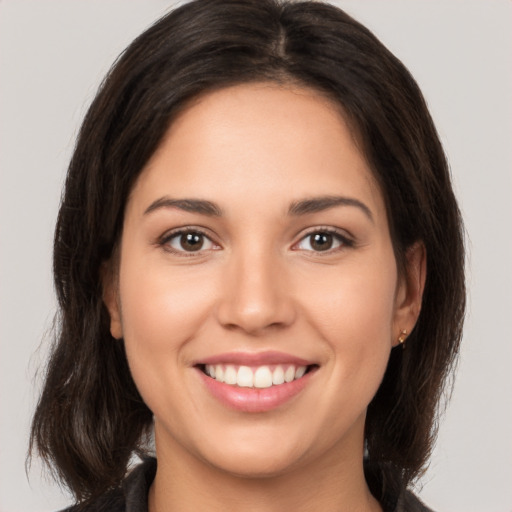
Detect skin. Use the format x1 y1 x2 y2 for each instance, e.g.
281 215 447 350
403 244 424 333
104 83 426 512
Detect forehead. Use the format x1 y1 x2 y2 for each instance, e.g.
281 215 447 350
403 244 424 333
129 82 384 219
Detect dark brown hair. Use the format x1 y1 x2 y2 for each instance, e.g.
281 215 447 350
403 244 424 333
30 0 465 504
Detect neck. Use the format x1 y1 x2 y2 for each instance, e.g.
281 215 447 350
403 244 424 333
148 427 382 512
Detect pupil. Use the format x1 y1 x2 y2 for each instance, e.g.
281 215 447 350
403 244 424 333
181 233 203 251
311 233 332 251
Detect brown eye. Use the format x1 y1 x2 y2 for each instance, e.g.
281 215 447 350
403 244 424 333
295 230 349 253
180 233 204 251
166 231 215 253
310 233 334 251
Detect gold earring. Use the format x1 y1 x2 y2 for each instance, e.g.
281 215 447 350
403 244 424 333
397 329 408 349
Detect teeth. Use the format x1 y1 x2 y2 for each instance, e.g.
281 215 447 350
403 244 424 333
237 366 253 387
284 366 295 383
272 366 285 385
224 365 237 385
215 364 224 383
204 363 308 388
295 366 306 379
254 366 273 388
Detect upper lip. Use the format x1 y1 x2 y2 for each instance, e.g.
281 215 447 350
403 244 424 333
194 351 315 367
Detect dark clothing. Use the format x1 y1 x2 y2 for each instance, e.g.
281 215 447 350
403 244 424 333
62 457 433 512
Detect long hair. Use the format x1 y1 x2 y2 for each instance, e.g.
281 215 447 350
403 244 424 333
30 0 465 504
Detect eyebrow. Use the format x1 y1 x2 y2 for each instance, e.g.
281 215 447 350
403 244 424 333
143 194 373 222
144 197 223 216
288 195 374 222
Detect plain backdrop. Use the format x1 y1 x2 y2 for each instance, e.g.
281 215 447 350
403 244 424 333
1 1 511 511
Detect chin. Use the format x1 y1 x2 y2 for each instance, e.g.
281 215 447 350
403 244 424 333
206 448 303 479
198 425 319 479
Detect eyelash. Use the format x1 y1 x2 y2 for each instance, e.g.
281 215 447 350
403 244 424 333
293 227 354 254
158 226 354 257
159 227 218 258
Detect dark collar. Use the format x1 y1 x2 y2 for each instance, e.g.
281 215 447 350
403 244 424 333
65 456 432 512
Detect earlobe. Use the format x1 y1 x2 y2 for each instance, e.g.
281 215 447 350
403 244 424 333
392 241 427 347
101 262 123 340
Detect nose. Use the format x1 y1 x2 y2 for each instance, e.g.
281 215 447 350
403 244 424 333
215 246 297 335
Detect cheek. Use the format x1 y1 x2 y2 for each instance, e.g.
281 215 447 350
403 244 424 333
301 259 397 343
298 254 397 398
119 260 216 348
116 254 220 412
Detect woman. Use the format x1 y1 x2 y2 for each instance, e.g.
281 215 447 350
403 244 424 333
30 0 465 511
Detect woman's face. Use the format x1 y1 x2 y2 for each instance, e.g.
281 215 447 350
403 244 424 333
105 83 422 477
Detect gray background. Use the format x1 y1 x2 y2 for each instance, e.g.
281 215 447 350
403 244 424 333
1 1 511 511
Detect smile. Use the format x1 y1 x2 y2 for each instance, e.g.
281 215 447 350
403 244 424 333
203 364 308 388
195 352 318 412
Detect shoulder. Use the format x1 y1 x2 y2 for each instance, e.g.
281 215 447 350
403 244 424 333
60 489 125 512
396 490 434 512
364 460 435 512
59 457 157 512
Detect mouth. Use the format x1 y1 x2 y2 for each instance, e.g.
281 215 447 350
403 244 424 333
197 363 318 389
193 352 319 412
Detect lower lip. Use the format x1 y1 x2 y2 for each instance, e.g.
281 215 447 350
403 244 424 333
197 368 314 413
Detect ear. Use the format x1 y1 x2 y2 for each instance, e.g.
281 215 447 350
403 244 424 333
392 241 426 346
101 261 123 340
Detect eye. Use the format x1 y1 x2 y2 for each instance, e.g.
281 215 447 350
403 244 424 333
294 229 352 253
163 229 217 254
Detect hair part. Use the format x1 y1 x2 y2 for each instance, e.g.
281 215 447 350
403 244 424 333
30 0 465 504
